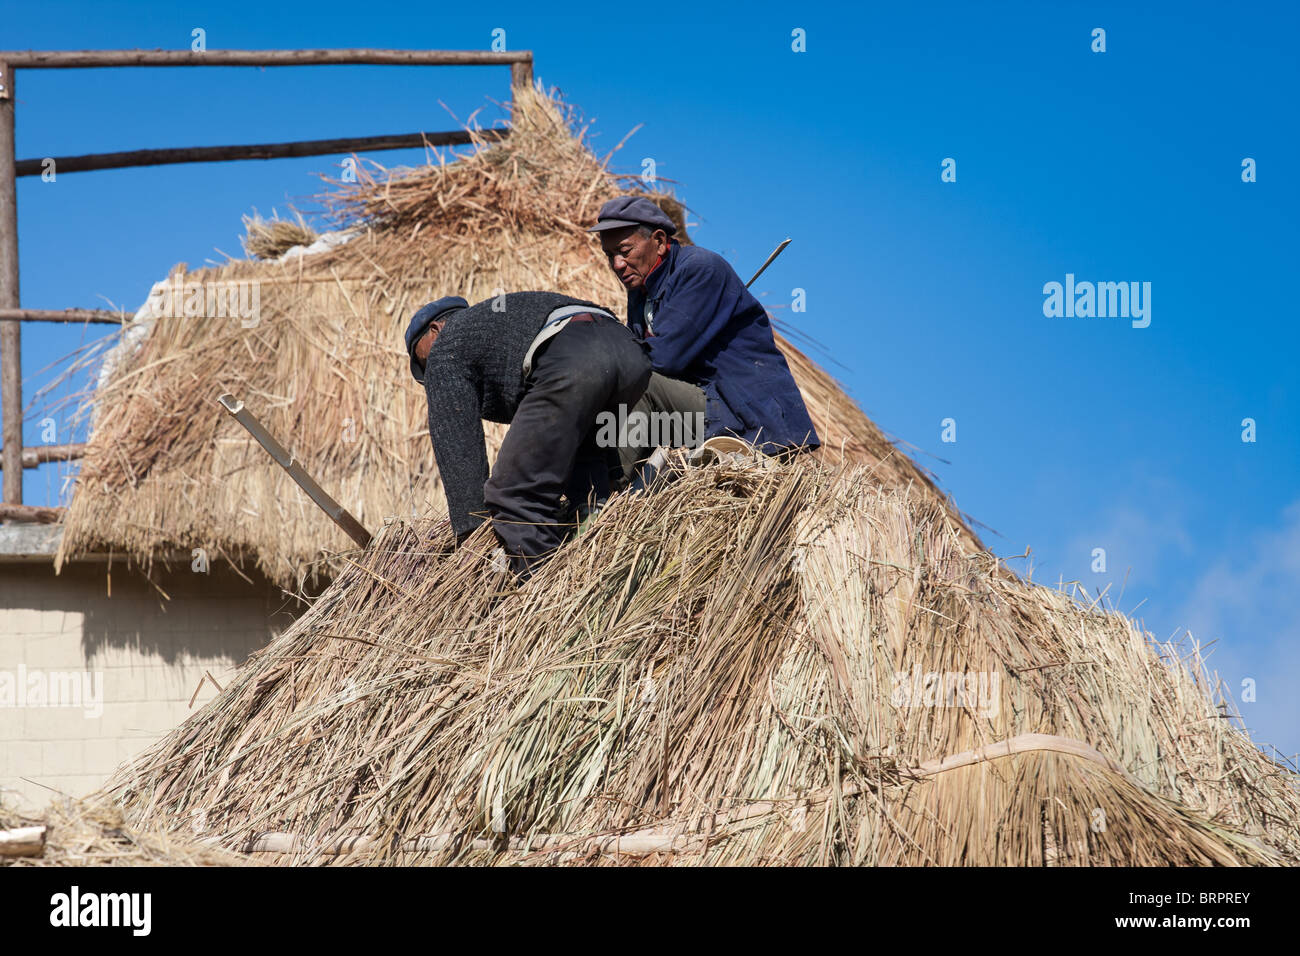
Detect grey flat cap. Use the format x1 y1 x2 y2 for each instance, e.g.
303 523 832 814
588 196 677 235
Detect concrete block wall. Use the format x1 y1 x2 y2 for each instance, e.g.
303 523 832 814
1 560 300 812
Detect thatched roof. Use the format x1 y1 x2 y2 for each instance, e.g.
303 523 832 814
56 88 967 591
102 461 1299 865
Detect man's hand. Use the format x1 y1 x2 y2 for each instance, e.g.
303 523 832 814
449 528 518 579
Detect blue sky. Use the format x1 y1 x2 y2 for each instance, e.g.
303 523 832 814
6 2 1297 756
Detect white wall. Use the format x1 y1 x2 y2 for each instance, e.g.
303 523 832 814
0 560 299 812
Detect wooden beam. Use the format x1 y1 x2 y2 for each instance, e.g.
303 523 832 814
0 443 87 467
0 307 123 324
0 49 532 68
0 60 21 504
16 128 507 177
0 502 63 523
23 444 82 467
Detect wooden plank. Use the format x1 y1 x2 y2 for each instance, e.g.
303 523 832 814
16 128 507 177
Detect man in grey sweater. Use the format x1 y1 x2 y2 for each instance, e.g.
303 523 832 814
406 291 651 578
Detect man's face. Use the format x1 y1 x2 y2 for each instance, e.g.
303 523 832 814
413 319 445 365
600 225 669 291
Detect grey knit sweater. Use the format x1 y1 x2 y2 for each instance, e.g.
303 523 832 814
423 291 609 538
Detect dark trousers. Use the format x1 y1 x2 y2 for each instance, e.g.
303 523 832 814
483 316 651 573
616 371 707 480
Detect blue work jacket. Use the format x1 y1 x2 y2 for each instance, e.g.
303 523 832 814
627 241 820 454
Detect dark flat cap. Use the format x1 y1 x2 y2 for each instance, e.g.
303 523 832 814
588 196 677 236
406 296 468 381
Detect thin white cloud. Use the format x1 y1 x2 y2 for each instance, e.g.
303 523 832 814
1058 496 1194 606
1178 500 1300 759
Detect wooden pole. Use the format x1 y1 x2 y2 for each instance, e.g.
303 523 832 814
510 59 533 94
0 49 532 69
0 308 123 323
0 442 86 467
0 60 22 504
15 128 507 178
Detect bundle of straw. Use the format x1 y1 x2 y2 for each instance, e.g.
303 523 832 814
241 210 319 260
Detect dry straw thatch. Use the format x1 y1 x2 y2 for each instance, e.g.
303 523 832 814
56 87 960 592
103 460 1299 866
1 797 245 867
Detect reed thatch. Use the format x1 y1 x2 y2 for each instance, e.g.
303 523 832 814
102 459 1300 866
56 86 962 592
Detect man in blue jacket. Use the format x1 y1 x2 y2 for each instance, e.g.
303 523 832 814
590 197 819 478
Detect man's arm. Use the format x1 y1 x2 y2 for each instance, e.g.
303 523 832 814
643 257 746 378
425 355 490 541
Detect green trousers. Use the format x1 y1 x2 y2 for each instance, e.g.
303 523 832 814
615 372 707 480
